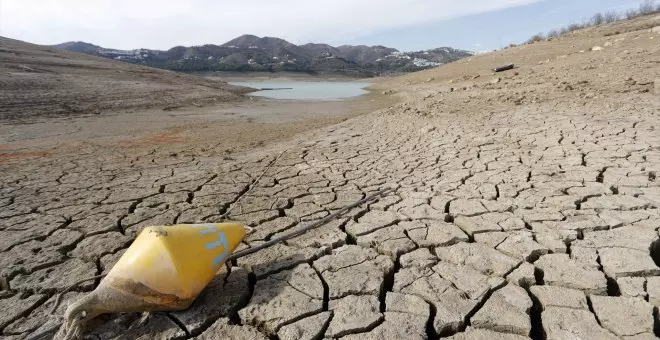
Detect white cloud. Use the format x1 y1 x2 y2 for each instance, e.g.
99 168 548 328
0 0 543 49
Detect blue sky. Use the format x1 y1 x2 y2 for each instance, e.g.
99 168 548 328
0 0 648 51
346 0 643 51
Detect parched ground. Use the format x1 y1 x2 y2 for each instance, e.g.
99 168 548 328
1 14 660 340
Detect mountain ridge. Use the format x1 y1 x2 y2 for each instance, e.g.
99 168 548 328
52 35 473 76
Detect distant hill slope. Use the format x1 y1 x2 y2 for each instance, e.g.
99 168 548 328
52 35 473 76
1 37 249 121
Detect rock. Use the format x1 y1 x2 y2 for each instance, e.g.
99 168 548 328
0 293 46 329
590 296 654 337
470 284 531 336
529 285 588 310
591 46 604 51
326 295 383 337
277 312 331 340
617 277 647 299
651 26 660 34
491 78 502 84
171 267 250 335
598 247 660 278
435 242 521 277
542 307 618 340
198 318 267 340
506 262 536 288
604 41 613 47
534 254 607 294
238 264 323 334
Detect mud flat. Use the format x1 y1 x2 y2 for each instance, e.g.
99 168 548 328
1 14 659 340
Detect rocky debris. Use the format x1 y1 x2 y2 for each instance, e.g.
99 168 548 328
238 264 323 334
529 285 588 310
470 284 532 336
313 245 394 299
534 254 607 294
277 312 332 340
326 295 383 337
198 318 267 340
589 296 655 337
542 307 618 340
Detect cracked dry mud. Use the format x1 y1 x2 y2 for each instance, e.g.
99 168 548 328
2 14 660 340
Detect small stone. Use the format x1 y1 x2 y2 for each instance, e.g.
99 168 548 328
591 46 603 51
590 296 654 337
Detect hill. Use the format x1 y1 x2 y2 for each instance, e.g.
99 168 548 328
52 35 473 76
0 37 250 121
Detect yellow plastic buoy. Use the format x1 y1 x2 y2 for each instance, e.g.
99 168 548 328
64 223 247 324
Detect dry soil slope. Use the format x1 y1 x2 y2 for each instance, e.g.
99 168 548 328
0 37 250 122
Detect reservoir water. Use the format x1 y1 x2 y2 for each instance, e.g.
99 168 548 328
230 81 371 100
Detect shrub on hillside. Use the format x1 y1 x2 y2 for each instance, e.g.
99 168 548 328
591 13 605 25
526 33 546 44
603 11 619 23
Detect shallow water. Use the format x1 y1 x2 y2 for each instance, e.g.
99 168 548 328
230 81 371 100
